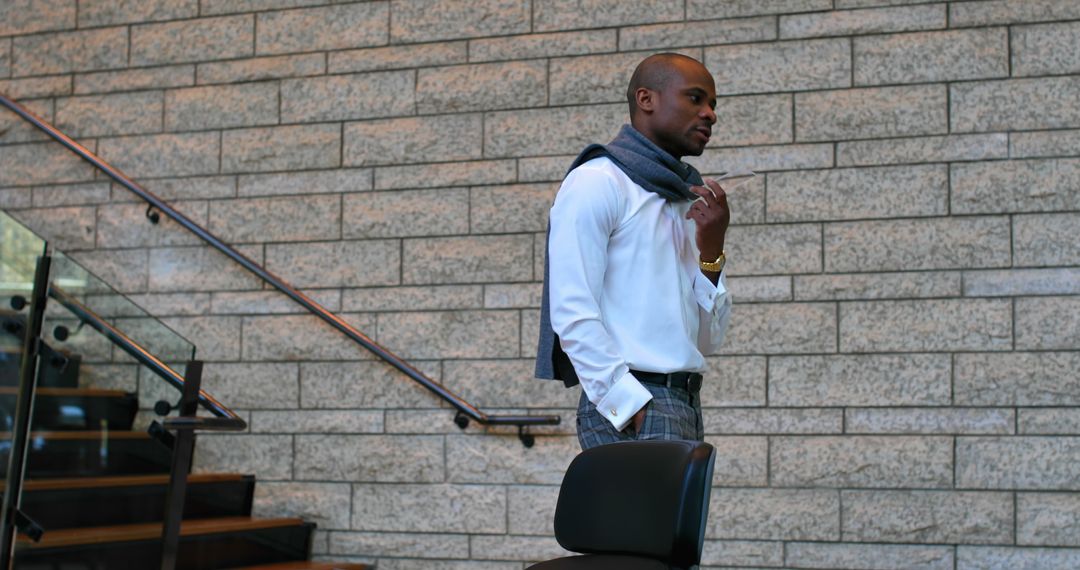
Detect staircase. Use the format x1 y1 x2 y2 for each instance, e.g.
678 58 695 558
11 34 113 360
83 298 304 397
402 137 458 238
0 280 365 568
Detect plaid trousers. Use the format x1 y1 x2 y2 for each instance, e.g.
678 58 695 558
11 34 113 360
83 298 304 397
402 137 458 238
576 382 704 450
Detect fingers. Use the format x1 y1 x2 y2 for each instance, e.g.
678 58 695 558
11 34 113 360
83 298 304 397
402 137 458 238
703 178 729 206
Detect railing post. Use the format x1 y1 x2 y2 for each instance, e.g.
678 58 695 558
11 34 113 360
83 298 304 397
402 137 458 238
0 252 51 570
159 360 202 570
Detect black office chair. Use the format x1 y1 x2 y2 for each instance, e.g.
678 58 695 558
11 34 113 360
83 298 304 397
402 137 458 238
527 440 716 570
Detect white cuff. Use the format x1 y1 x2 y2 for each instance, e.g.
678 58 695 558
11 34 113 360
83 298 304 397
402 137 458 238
594 371 653 431
692 270 727 313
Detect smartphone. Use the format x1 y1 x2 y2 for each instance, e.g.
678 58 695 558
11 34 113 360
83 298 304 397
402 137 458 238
694 169 756 204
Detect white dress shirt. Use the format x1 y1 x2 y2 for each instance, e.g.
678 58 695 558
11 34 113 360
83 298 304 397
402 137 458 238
548 156 733 431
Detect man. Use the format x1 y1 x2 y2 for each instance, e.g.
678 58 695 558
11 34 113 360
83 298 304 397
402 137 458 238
536 53 733 450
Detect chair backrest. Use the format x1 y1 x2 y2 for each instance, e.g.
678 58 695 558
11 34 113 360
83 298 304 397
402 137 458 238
552 440 716 568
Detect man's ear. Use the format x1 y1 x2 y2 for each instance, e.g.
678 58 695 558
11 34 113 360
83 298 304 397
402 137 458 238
635 87 655 114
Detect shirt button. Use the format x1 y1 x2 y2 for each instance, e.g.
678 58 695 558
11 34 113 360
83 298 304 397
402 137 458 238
610 409 617 417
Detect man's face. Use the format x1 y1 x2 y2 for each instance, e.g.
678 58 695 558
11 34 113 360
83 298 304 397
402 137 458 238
642 60 718 159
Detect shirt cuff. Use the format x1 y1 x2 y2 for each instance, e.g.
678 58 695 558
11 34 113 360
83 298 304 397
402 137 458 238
594 371 653 432
692 269 728 313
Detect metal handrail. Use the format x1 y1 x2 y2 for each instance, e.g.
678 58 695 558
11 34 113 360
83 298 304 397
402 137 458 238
47 285 246 430
1 94 559 434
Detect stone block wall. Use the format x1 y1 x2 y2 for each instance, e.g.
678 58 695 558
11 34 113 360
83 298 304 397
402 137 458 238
2 1 1080 568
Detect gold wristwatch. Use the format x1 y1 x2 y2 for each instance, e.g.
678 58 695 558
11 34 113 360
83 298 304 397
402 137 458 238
699 250 726 273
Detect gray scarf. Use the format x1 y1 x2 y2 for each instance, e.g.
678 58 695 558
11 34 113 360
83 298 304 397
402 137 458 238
535 124 705 385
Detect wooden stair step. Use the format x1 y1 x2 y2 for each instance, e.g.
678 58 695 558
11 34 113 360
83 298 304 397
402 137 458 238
18 517 305 548
228 563 369 570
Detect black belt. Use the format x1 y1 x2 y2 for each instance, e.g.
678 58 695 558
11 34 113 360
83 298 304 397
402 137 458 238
630 370 703 393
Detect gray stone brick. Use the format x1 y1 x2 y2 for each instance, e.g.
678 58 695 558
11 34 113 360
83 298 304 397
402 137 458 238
1016 296 1080 350
728 275 793 303
708 488 839 541
768 164 947 222
470 183 557 234
417 61 546 114
700 539 784 567
958 546 1080 569
952 158 1080 215
295 435 443 482
770 354 950 407
344 114 482 167
704 408 841 435
79 0 197 26
550 51 698 106
837 134 1008 167
251 410 383 434
841 299 1012 352
535 0 682 32
32 182 110 207
343 188 468 238
1021 409 1080 435
131 15 253 66
508 485 559 535
67 249 149 294
469 535 572 561
257 3 387 55
238 168 371 198
689 143 833 175
132 175 235 201
0 99 52 144
12 27 127 77
619 16 775 51
194 434 291 479
797 85 947 141
11 206 95 250
1011 129 1080 159
0 76 71 99
74 65 195 95
210 289 341 315
471 29 615 62
483 283 542 309
725 223 821 275
447 435 577 484
719 302 837 355
958 437 1080 490
96 201 206 248
352 484 505 533
300 360 441 408
330 531 468 559
402 235 533 284
1015 213 1080 266
704 436 769 487
956 352 1080 406
0 39 8 77
208 194 339 243
965 268 1080 297
484 104 624 158
0 188 30 208
688 0 832 18
265 240 400 288
1018 492 1080 546
847 408 1015 435
197 54 324 85
199 0 323 15
376 310 519 359
222 124 341 174
952 77 1080 133
1013 21 1080 77
781 4 944 39
854 28 1007 86
390 0 530 42
242 313 376 361
281 71 415 123
165 83 278 131
705 38 850 95
442 359 576 408
374 160 517 190
154 315 241 360
0 142 96 187
773 436 953 488
343 285 483 312
843 490 1014 544
700 356 768 407
98 132 220 178
950 0 1080 27
785 542 955 570
55 92 162 138
254 482 351 531
375 562 518 570
328 42 468 74
0 0 74 36
383 409 527 436
187 362 299 409
795 271 961 301
824 216 1011 272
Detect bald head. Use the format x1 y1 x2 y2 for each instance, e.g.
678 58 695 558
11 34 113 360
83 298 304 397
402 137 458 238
626 53 708 119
